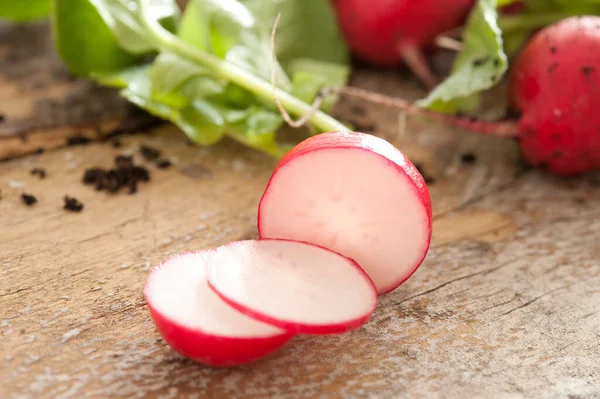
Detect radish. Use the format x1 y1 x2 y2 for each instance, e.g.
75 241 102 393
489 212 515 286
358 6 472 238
257 131 433 295
206 239 377 334
144 250 293 367
505 16 600 175
331 0 475 88
329 16 600 176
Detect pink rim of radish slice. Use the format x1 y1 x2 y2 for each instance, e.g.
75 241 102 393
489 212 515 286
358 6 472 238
144 250 293 367
258 131 432 295
205 239 377 335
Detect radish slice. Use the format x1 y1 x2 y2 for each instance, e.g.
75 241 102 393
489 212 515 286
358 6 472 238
206 239 377 334
258 131 432 295
144 251 293 367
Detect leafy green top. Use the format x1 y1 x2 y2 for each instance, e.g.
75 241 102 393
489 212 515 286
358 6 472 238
3 0 350 157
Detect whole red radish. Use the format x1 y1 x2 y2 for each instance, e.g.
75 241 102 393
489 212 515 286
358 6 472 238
507 16 600 176
258 131 432 295
331 0 475 88
144 251 293 367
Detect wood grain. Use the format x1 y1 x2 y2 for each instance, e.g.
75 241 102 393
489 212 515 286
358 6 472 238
1 20 600 399
2 118 599 398
0 22 158 161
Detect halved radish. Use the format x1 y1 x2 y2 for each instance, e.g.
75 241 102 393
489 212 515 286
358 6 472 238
144 250 293 367
258 131 432 295
205 239 377 334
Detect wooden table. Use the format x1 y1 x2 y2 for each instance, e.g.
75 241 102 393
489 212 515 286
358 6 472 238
2 22 600 399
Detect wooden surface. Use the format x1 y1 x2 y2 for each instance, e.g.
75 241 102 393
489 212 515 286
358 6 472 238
2 22 600 399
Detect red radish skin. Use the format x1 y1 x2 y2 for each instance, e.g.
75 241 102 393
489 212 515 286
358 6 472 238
507 16 600 176
206 239 378 334
258 131 432 295
332 0 475 88
144 251 293 367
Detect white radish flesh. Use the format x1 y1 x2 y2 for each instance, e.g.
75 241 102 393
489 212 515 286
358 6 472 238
258 131 432 294
206 239 377 334
144 250 293 367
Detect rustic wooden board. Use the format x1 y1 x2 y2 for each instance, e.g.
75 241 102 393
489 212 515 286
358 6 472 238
0 21 158 161
2 20 600 399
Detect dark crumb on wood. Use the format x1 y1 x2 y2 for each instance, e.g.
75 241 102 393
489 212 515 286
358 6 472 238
0 113 5 123
30 168 47 179
82 155 150 195
18 132 28 143
581 66 594 76
21 193 37 206
128 180 138 194
414 162 425 175
34 148 45 155
460 152 477 165
413 163 436 185
82 168 105 185
156 159 172 169
472 57 489 67
424 176 436 184
140 144 161 161
132 166 150 182
64 196 84 212
111 140 122 148
114 155 134 169
66 134 92 146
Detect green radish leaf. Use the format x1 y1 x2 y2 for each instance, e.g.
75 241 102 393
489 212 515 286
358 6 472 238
51 0 139 76
0 0 50 22
51 0 180 77
89 0 180 53
141 0 348 155
417 0 508 114
55 0 349 157
288 59 350 111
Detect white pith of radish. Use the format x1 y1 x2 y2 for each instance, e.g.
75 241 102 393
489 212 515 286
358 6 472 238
205 239 377 334
258 131 432 295
144 250 293 367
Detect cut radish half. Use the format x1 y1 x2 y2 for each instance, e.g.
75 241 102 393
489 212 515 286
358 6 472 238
206 239 377 334
258 131 432 295
144 250 293 367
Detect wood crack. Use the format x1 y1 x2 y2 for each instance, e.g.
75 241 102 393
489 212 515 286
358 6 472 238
394 256 525 305
433 171 527 221
498 281 581 317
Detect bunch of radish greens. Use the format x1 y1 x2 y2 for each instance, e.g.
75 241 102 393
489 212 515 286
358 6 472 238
0 0 352 158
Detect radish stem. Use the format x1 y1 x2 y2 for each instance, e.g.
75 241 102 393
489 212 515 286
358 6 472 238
399 45 439 89
329 86 520 138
